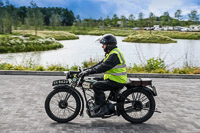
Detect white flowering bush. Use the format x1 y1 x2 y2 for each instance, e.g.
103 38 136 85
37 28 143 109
0 35 63 53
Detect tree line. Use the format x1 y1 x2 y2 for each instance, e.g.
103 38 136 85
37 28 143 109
0 0 75 34
74 10 199 30
0 0 200 35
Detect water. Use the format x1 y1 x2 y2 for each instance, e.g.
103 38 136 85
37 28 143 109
1 35 200 68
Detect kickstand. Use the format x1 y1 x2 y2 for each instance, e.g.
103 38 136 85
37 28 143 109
155 108 161 113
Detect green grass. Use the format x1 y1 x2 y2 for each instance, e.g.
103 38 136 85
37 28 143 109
13 30 79 40
123 33 177 43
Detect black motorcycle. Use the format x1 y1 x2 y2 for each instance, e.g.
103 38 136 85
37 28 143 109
45 67 159 123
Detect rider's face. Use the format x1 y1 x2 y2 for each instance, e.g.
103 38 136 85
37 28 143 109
102 44 106 50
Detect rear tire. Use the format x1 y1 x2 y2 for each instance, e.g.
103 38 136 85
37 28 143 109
45 88 81 123
119 88 155 123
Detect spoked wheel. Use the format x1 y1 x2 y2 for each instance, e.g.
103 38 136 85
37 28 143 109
119 88 155 123
45 88 81 123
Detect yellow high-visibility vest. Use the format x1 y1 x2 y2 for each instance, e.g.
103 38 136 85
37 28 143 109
104 48 127 84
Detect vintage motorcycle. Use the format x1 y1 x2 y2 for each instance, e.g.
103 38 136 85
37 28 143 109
45 67 159 123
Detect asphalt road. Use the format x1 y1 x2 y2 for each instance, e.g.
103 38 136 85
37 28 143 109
0 75 200 133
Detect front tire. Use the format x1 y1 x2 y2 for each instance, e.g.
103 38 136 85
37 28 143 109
119 88 155 123
45 88 81 123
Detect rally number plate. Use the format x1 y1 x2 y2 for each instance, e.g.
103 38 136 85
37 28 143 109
52 79 69 86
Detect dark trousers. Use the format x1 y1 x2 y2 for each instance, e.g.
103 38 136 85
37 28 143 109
92 80 125 106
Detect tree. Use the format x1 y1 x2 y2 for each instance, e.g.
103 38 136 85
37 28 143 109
111 14 119 27
98 17 104 29
0 0 4 33
127 14 135 28
61 9 75 26
18 6 27 25
149 12 155 34
50 13 60 31
3 1 18 34
104 16 111 27
76 14 81 27
161 11 171 26
138 12 144 30
174 9 182 21
188 10 199 23
120 15 127 28
26 0 44 36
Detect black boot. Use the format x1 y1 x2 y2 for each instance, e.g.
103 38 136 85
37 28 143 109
93 104 101 113
93 104 110 117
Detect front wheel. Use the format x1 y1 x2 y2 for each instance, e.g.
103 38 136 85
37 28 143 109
119 88 155 123
45 88 81 123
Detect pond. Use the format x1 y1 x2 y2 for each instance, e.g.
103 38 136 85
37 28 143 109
1 35 200 69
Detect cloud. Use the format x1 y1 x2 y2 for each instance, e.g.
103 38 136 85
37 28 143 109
4 0 200 19
149 0 200 18
98 0 151 18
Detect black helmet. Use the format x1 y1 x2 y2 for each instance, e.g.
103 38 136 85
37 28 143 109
99 34 117 45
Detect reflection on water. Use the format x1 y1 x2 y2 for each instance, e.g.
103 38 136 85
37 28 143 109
1 35 200 68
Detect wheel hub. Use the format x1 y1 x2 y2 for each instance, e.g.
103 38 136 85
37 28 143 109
58 100 68 109
133 101 143 111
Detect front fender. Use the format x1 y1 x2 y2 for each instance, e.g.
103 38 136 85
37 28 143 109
53 85 84 116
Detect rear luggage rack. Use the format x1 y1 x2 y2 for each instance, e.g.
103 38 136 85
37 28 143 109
128 78 152 86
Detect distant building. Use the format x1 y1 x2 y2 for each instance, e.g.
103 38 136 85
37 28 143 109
133 27 140 30
174 26 182 31
181 27 189 32
164 26 173 31
189 25 200 32
153 25 163 31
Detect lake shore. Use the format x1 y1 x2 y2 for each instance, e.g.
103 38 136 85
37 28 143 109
69 28 200 40
0 30 79 53
123 33 177 43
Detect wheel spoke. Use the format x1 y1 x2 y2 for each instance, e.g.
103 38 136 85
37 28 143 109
49 91 77 119
57 93 62 100
124 91 152 120
67 106 76 112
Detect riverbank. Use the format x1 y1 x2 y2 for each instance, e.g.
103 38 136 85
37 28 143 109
13 30 79 40
123 33 177 43
69 27 200 40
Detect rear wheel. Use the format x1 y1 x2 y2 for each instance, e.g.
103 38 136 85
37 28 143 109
119 88 155 123
45 88 81 123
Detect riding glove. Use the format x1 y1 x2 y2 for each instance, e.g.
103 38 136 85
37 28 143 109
78 70 89 77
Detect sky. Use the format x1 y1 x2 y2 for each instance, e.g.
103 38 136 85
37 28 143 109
4 0 200 19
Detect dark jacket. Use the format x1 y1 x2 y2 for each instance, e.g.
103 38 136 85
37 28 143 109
87 47 120 74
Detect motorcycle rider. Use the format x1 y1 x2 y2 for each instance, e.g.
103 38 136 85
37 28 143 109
78 34 127 117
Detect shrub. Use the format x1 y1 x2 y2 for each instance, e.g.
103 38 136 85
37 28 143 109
35 66 45 71
70 65 78 71
145 58 166 72
82 58 98 68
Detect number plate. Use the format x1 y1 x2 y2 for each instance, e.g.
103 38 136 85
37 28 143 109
52 79 69 86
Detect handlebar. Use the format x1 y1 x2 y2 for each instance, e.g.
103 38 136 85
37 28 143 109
65 66 85 87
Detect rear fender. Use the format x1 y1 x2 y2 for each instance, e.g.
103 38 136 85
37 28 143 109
126 86 157 96
53 85 84 116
